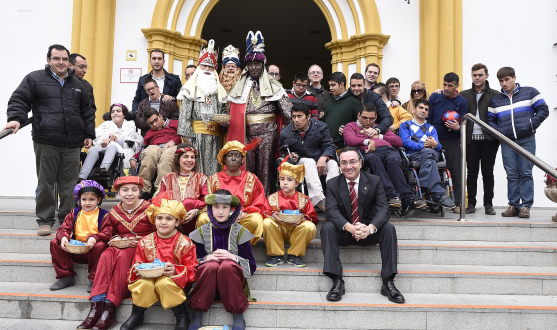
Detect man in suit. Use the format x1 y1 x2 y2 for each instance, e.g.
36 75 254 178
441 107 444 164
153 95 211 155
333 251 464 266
321 146 404 303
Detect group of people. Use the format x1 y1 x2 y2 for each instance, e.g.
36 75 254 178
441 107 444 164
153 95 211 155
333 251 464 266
3 29 550 329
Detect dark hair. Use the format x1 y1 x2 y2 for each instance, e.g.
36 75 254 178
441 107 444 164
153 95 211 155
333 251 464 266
339 146 362 160
77 190 103 207
328 72 346 87
365 63 380 75
350 72 365 82
143 108 160 120
47 44 70 59
386 77 400 86
173 143 199 173
143 77 157 88
294 72 309 83
359 103 378 115
185 64 197 70
414 99 431 109
150 49 164 58
497 67 515 79
291 103 310 117
373 82 388 97
110 103 130 119
443 72 460 84
214 189 232 196
471 63 488 74
69 53 86 65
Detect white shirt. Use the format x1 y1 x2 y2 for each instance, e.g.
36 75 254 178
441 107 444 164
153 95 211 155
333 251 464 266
343 174 377 234
152 74 166 93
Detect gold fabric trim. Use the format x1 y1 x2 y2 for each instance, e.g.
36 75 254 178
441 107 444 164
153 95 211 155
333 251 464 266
243 172 256 206
246 113 276 124
192 120 221 136
207 173 220 194
142 233 157 262
268 192 280 212
110 201 149 233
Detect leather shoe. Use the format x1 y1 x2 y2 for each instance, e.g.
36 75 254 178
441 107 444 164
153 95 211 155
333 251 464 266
465 205 476 214
77 301 104 329
326 279 345 301
92 301 117 330
381 280 405 303
485 205 496 215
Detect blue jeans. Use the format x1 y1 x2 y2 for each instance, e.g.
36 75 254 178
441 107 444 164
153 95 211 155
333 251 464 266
501 135 536 208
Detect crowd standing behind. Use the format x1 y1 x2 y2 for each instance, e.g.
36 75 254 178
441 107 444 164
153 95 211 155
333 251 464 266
2 35 550 329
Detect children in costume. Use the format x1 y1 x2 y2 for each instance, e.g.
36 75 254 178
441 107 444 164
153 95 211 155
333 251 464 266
49 180 109 292
77 176 155 330
188 190 257 330
120 193 197 330
262 159 318 268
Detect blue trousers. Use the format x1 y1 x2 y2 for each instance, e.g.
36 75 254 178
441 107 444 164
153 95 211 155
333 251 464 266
501 135 536 208
363 147 413 202
408 148 446 201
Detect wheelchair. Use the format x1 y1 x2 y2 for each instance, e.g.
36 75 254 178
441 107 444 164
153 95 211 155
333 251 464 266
80 150 126 198
398 148 455 217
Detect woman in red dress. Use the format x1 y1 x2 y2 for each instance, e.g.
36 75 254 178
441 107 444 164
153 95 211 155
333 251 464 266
77 176 155 330
155 143 208 235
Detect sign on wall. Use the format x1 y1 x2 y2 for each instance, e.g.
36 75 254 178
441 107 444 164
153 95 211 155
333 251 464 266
120 68 142 83
126 50 137 61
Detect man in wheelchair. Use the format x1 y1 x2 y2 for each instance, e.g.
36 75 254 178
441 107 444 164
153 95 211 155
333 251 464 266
344 103 425 216
129 108 181 199
279 103 340 211
399 100 455 209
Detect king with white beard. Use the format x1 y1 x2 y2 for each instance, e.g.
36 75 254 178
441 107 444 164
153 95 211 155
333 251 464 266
177 39 228 176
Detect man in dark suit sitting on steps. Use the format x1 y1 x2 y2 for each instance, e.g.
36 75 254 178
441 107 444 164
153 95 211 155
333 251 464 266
321 146 404 303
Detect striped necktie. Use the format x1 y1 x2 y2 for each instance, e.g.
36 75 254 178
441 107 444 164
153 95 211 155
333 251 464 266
348 182 360 240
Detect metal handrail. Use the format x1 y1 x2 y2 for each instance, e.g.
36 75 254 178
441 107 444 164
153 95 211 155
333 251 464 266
459 114 557 221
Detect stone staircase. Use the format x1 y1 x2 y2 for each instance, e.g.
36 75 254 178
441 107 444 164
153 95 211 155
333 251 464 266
1 201 557 330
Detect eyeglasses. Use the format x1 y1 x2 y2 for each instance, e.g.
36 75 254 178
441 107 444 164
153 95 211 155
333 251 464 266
268 72 280 77
147 117 159 126
295 83 307 88
309 71 322 75
388 85 400 89
76 65 89 69
146 86 159 93
49 56 69 62
411 89 425 94
340 159 360 167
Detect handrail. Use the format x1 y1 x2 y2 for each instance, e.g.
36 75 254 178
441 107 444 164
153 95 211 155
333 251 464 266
459 114 557 221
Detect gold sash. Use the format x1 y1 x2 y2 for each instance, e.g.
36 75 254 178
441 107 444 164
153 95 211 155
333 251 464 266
246 113 276 124
192 121 221 136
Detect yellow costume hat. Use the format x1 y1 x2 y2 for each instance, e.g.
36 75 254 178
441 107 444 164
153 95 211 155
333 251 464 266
217 139 260 165
146 192 187 224
278 155 305 183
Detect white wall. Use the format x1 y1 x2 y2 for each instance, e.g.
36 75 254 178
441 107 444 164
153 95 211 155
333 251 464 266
463 0 557 207
0 0 74 197
375 0 421 104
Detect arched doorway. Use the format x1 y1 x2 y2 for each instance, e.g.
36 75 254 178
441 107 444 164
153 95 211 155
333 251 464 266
200 0 333 85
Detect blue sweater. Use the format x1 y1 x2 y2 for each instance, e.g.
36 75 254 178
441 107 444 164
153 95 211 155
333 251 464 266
487 84 549 140
399 119 442 155
427 93 468 141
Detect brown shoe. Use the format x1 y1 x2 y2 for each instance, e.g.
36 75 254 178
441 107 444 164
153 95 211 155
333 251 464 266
501 205 519 217
92 302 117 330
519 207 530 218
453 206 461 214
37 225 52 236
315 198 326 212
77 301 104 329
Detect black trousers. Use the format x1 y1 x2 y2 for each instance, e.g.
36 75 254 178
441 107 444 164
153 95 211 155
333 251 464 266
466 139 500 206
363 147 413 202
439 139 462 206
321 221 398 280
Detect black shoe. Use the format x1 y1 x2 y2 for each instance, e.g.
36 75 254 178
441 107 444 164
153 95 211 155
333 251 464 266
87 281 94 293
170 301 190 330
120 304 147 330
465 205 476 214
287 255 306 268
437 195 455 208
381 280 405 303
326 278 345 301
485 206 496 215
49 276 75 290
265 256 284 267
400 197 415 218
98 168 109 176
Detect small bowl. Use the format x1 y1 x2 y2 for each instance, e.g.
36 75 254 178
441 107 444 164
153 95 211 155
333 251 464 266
137 266 165 278
66 244 90 254
278 213 304 224
212 114 231 124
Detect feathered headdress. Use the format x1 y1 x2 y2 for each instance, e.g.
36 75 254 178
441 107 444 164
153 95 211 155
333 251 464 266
217 139 262 165
277 155 305 183
244 31 266 64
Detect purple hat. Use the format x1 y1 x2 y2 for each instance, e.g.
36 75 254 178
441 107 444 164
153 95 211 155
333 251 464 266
244 31 266 65
73 180 106 201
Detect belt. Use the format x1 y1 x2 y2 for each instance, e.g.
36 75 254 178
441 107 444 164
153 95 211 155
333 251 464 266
192 121 221 136
471 134 485 141
246 113 276 124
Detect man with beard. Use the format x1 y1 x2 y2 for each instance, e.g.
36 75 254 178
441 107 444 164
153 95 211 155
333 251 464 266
219 45 242 94
227 31 292 196
177 40 228 177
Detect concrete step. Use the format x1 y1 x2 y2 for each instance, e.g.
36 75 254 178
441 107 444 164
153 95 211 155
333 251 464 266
1 282 556 329
2 252 557 295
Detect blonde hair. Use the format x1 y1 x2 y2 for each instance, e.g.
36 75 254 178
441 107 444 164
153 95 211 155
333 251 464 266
406 80 428 113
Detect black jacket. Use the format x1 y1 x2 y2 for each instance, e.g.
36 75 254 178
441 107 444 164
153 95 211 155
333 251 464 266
325 171 390 232
460 81 500 143
307 85 332 113
132 69 182 113
81 78 97 113
358 88 394 134
7 65 95 147
279 118 337 162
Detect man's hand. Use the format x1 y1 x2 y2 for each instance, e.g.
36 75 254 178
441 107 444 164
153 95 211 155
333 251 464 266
445 120 460 131
60 237 70 253
319 111 324 119
84 139 93 148
130 159 138 170
424 137 438 149
391 100 401 107
363 127 377 138
389 125 396 132
338 125 345 136
162 140 175 152
86 236 96 249
185 209 198 223
354 224 371 240
434 89 443 94
317 156 327 176
2 121 20 134
290 152 299 163
366 140 376 153
161 95 174 102
163 262 176 276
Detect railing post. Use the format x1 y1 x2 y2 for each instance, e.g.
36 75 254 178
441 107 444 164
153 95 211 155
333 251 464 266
458 117 467 221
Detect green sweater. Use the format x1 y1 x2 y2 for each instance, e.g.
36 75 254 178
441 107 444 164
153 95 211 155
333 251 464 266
321 90 361 149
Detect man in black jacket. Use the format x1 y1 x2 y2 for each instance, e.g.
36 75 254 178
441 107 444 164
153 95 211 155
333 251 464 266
460 64 500 215
4 44 95 236
131 49 182 115
349 73 394 135
321 147 404 303
69 53 96 113
279 103 339 211
307 64 331 116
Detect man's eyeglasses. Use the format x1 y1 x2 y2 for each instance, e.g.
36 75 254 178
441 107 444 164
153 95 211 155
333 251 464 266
340 159 360 167
146 86 159 93
309 71 322 75
76 65 89 69
49 56 69 62
147 117 159 126
268 72 280 77
295 83 307 88
411 89 425 94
